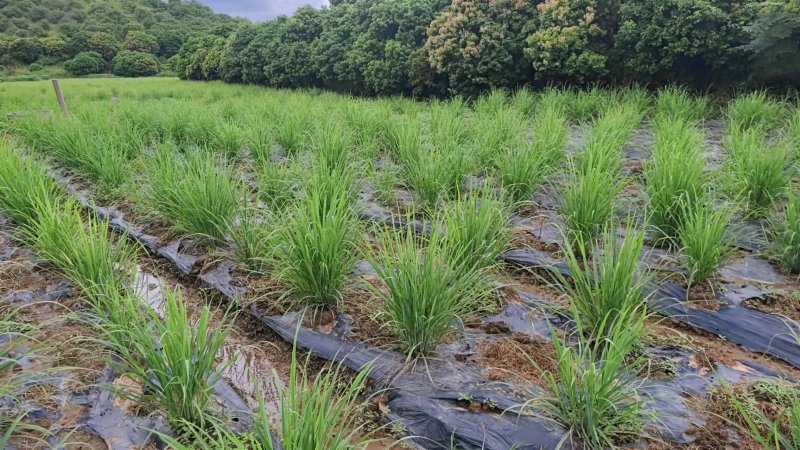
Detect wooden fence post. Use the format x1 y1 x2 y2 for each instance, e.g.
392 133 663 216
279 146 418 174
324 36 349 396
51 79 69 117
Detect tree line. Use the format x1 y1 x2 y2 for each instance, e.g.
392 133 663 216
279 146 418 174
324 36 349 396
176 0 799 96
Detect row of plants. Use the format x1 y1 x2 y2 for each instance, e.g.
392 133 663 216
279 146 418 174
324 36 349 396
0 143 375 448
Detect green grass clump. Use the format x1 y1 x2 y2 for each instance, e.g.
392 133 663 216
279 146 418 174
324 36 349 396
215 121 244 159
230 201 277 273
24 198 137 304
644 117 708 242
114 288 234 430
679 201 735 285
441 188 510 273
723 127 791 214
534 309 650 449
0 144 63 227
770 191 800 274
655 86 709 124
257 157 298 209
495 104 567 206
403 147 471 214
727 382 800 449
475 107 526 168
577 103 643 176
727 91 784 131
278 165 360 307
566 87 611 124
159 343 372 450
142 145 240 244
369 221 489 357
277 112 309 156
558 166 623 248
552 224 651 340
17 117 129 193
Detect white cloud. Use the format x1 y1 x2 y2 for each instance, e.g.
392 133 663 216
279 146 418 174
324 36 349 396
199 0 329 22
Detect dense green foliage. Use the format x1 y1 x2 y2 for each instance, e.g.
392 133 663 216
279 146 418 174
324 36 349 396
173 0 798 96
113 50 159 77
0 0 242 76
3 0 799 89
64 50 104 75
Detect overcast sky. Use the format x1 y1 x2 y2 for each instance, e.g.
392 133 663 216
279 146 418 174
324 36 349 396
197 0 329 22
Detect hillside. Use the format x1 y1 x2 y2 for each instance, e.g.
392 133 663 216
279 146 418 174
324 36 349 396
0 0 246 78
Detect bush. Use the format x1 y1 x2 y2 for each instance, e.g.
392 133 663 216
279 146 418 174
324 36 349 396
9 38 44 64
113 51 159 77
746 0 800 86
28 63 43 72
122 31 159 54
524 0 609 85
615 0 752 85
64 51 105 76
88 32 119 61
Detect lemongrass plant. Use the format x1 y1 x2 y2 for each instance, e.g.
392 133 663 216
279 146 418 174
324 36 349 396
113 288 235 431
142 144 240 244
441 187 510 274
278 164 360 307
679 200 735 285
158 341 373 450
655 86 709 124
551 223 651 340
530 307 651 449
496 103 567 206
0 144 63 227
726 91 785 132
369 219 490 357
558 164 623 249
644 117 709 243
770 191 800 274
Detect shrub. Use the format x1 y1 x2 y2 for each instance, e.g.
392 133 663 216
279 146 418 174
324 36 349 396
615 0 752 85
746 0 800 86
524 0 608 85
113 51 159 77
64 51 105 76
88 32 119 61
122 31 159 54
9 38 44 64
28 63 43 72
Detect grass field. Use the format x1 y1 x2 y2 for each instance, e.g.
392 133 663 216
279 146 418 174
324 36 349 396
1 77 800 449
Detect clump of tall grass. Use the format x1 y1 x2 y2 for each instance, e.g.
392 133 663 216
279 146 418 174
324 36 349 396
313 122 352 171
552 224 651 340
770 191 800 274
17 117 129 192
558 165 623 248
655 86 709 124
404 147 472 214
215 121 244 159
496 104 567 206
248 126 276 164
723 380 800 449
369 221 490 357
441 187 510 273
230 201 277 272
142 145 240 244
531 308 650 449
512 88 537 115
257 156 298 209
723 127 791 214
158 343 372 450
474 88 509 115
577 103 643 176
727 92 785 131
644 117 708 242
113 288 234 430
475 108 526 168
23 198 137 304
277 112 308 156
679 201 735 285
387 116 422 163
369 161 399 206
0 145 63 227
430 99 469 154
567 87 613 123
277 165 360 307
